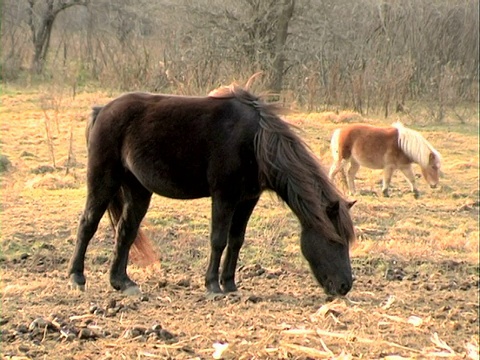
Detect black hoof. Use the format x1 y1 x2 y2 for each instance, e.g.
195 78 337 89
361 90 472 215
205 282 223 295
205 292 226 301
222 282 238 293
122 285 142 296
69 273 86 291
110 277 139 294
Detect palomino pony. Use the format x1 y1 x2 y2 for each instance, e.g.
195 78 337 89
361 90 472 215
68 83 356 297
329 122 442 198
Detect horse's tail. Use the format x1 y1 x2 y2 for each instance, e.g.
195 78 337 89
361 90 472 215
330 128 341 161
106 191 158 266
85 106 103 147
86 106 158 267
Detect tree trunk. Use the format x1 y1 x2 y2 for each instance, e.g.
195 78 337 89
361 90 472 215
27 0 88 74
269 0 295 93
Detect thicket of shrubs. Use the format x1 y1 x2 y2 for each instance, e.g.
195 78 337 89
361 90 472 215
2 0 478 117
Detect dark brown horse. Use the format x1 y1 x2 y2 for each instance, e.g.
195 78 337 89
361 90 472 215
68 83 356 297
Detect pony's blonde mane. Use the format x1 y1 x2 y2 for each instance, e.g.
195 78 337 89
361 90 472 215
393 122 441 168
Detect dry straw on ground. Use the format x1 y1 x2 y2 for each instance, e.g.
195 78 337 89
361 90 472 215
0 91 478 359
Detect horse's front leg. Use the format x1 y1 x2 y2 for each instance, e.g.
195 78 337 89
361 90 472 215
400 166 420 199
205 197 235 294
382 166 395 197
221 197 259 293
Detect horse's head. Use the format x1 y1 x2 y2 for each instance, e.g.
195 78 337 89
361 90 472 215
300 200 356 296
421 152 441 188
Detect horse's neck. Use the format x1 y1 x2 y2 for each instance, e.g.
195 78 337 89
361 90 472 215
397 127 432 167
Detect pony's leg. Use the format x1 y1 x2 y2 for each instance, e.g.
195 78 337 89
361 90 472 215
382 167 395 197
400 166 420 199
205 195 236 294
68 180 120 290
346 161 360 195
328 161 341 180
109 181 152 294
221 197 259 293
330 159 349 193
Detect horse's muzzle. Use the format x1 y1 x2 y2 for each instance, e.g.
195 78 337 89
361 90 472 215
430 184 438 189
325 278 352 296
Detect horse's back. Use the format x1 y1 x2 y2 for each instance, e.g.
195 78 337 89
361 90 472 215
334 123 404 169
87 92 261 199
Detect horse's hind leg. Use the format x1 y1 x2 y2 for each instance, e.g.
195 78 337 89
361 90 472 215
400 165 419 199
346 161 360 195
205 195 236 294
329 159 349 193
109 178 152 294
221 197 259 293
68 179 120 290
329 160 345 181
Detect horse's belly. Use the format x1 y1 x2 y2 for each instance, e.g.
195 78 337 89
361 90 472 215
149 181 210 199
133 167 211 199
351 150 385 169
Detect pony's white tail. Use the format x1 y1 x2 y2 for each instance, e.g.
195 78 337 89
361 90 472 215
330 128 341 161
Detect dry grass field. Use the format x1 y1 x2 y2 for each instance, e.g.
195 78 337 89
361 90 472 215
0 87 478 359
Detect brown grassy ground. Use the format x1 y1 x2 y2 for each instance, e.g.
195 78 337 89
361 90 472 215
0 88 478 360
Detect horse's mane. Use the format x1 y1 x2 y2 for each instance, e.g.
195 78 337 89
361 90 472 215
210 83 354 245
208 86 234 98
393 122 442 168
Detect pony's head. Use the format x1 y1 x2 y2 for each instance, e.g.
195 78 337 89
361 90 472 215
421 151 442 188
395 123 442 189
300 199 356 296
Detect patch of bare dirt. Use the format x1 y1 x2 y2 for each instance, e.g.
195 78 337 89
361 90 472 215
1 243 478 359
1 181 478 359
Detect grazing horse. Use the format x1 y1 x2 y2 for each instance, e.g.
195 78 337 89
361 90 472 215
68 82 356 297
329 122 442 198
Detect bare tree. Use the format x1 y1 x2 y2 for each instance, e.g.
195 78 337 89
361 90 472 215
238 0 295 91
26 0 89 74
269 0 295 92
1 1 30 79
177 0 295 92
1 0 477 113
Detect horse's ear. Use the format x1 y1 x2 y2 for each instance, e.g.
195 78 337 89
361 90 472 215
327 201 340 216
347 200 357 209
245 72 263 90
